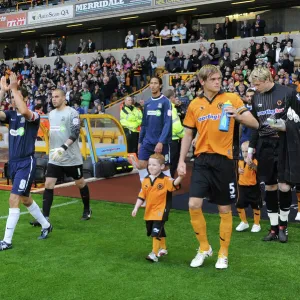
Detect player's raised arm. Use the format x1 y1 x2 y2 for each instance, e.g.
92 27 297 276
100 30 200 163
8 73 35 121
0 77 8 121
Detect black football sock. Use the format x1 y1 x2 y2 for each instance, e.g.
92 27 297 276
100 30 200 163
80 185 90 211
43 188 54 217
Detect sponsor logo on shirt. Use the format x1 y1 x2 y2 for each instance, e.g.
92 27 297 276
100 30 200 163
257 108 284 117
147 110 161 117
50 125 66 132
198 113 221 122
10 128 25 136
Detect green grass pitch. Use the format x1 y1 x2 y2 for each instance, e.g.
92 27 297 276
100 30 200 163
0 190 299 300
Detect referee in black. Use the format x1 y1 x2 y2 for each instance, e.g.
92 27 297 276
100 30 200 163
247 67 299 243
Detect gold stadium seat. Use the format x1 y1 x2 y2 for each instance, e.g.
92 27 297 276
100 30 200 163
102 130 116 144
234 36 241 39
92 129 104 143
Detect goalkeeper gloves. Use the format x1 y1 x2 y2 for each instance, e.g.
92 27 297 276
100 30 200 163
50 144 68 162
267 118 286 131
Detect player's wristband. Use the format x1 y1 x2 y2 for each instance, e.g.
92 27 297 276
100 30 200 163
61 144 68 151
248 147 254 154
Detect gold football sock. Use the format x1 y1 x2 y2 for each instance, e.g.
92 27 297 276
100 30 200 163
189 208 210 251
253 209 261 225
219 211 232 257
152 238 160 256
237 208 247 223
160 237 167 250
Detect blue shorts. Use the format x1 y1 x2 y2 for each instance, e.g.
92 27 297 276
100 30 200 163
138 142 170 164
10 156 36 197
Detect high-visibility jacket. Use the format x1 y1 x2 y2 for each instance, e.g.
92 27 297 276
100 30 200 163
120 105 143 133
172 103 184 140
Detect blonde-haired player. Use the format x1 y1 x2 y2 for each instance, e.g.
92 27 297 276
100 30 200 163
132 153 184 262
236 141 261 233
178 65 259 269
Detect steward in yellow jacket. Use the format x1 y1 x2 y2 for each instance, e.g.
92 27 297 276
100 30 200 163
120 96 143 154
164 89 184 177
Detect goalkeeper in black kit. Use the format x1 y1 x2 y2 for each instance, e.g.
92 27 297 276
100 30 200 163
247 67 300 243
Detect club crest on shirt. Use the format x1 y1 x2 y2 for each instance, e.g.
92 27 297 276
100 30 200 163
61 116 66 122
277 100 282 106
217 102 224 110
158 103 162 108
157 183 164 190
20 117 25 123
200 106 205 110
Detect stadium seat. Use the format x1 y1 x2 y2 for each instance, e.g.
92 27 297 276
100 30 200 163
271 32 280 35
92 129 104 143
102 130 116 144
234 36 241 39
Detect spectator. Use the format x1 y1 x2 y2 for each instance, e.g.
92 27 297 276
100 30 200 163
283 41 296 62
181 54 192 72
199 50 212 67
147 51 157 77
188 35 197 43
171 46 179 57
54 55 65 70
178 23 187 43
132 61 142 91
240 20 251 38
260 37 271 53
282 53 293 75
91 83 104 104
171 24 181 45
58 40 66 56
87 39 95 53
280 34 293 51
77 39 87 53
140 56 148 87
33 41 44 58
165 54 181 73
220 43 230 57
148 34 159 47
219 51 232 73
23 44 32 59
208 43 220 65
274 44 283 72
214 23 223 40
190 49 201 72
253 14 266 36
138 28 148 48
48 40 57 57
74 102 85 114
81 85 92 113
125 31 134 49
91 100 104 114
183 19 192 41
3 45 11 61
271 37 279 51
223 17 232 39
160 25 171 46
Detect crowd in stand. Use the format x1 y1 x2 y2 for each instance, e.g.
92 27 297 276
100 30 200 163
0 50 159 114
0 28 299 123
167 35 300 121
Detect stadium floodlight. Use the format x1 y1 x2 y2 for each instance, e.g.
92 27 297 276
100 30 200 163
120 16 139 20
66 24 83 28
21 30 36 34
176 8 197 13
231 0 255 5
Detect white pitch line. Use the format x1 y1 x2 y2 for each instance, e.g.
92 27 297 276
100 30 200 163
0 200 78 220
31 170 139 194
